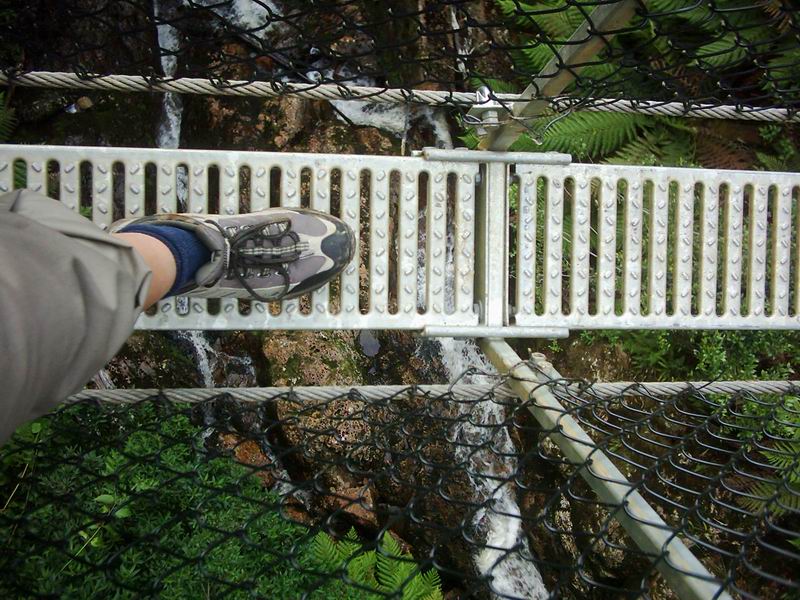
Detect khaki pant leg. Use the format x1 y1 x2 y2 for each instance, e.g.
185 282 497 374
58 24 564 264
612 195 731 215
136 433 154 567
0 190 152 443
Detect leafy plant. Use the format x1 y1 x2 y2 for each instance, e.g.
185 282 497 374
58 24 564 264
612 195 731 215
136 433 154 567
0 402 325 599
310 528 443 600
738 441 800 518
471 1 800 170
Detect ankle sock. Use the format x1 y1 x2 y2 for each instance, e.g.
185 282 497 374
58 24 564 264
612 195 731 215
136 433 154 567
121 224 211 296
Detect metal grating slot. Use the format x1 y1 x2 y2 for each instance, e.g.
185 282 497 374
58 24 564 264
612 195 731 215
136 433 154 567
514 163 800 330
0 145 479 332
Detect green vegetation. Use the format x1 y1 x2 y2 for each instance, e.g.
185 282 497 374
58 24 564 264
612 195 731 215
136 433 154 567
481 0 800 386
579 329 800 381
0 92 14 142
0 402 440 598
469 0 800 170
0 403 311 598
739 441 800 516
310 529 443 600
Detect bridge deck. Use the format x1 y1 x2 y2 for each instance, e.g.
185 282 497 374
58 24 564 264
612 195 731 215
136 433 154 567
2 145 798 334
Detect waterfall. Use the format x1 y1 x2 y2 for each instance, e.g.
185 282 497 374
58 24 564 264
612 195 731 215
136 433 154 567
154 0 211 384
441 339 548 599
429 122 547 599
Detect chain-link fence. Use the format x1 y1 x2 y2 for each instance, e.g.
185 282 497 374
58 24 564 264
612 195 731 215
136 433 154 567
2 373 798 599
2 0 800 117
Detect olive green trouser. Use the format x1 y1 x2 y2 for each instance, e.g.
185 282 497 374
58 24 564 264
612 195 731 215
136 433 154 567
0 189 151 443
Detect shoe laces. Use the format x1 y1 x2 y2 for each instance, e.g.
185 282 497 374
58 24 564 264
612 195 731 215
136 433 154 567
209 218 309 302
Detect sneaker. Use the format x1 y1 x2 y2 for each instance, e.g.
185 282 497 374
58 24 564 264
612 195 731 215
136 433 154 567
110 209 356 301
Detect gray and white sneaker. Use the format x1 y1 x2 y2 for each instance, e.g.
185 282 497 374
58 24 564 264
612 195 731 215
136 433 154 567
111 209 355 301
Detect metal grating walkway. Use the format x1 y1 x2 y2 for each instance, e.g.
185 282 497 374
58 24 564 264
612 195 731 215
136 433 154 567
513 163 800 330
2 144 799 335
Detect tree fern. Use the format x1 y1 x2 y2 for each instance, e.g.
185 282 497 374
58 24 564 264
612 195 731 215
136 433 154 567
608 123 695 166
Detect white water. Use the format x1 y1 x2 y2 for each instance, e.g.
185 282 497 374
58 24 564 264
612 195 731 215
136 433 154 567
432 103 546 596
149 6 543 593
173 330 254 388
441 340 547 599
154 0 213 384
184 0 282 41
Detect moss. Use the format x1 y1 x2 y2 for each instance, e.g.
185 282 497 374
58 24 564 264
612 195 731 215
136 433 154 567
262 331 365 386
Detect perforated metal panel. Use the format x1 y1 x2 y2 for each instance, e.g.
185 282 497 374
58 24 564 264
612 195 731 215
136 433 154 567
0 145 479 331
512 163 800 330
3 145 799 334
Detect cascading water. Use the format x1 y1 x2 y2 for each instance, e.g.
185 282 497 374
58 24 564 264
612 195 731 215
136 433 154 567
429 125 547 599
148 5 544 592
154 0 255 388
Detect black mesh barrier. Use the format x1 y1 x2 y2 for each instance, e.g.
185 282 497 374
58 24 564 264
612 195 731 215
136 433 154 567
1 373 798 599
1 0 800 115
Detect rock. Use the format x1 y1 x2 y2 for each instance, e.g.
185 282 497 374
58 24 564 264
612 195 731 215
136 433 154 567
14 92 72 123
272 97 307 149
263 331 364 386
322 483 379 528
368 332 449 385
274 384 481 587
99 331 199 388
76 97 94 111
217 432 276 488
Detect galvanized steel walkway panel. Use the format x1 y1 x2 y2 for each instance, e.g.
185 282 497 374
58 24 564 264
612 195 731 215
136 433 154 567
0 145 479 331
513 163 800 330
2 144 799 334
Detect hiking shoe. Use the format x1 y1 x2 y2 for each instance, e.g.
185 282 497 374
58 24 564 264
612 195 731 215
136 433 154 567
110 209 355 301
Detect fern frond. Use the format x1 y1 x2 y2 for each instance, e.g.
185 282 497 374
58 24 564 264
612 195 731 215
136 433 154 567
530 111 649 158
691 34 748 69
420 568 441 591
764 442 800 472
646 0 718 31
347 550 378 589
375 551 405 591
496 0 584 38
738 479 800 517
381 532 402 558
518 43 556 75
337 528 362 563
310 531 344 572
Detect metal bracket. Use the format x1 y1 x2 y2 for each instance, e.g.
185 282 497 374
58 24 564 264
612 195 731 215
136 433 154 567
416 147 572 165
465 86 509 136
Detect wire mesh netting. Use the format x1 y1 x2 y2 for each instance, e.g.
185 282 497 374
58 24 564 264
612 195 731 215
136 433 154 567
1 373 798 599
2 0 800 119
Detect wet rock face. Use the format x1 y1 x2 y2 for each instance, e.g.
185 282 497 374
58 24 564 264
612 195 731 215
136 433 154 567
272 387 481 589
367 331 449 385
262 330 365 386
256 330 481 584
511 420 656 598
97 332 199 388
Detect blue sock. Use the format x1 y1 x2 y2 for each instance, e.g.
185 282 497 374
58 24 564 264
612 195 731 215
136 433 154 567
121 224 211 296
